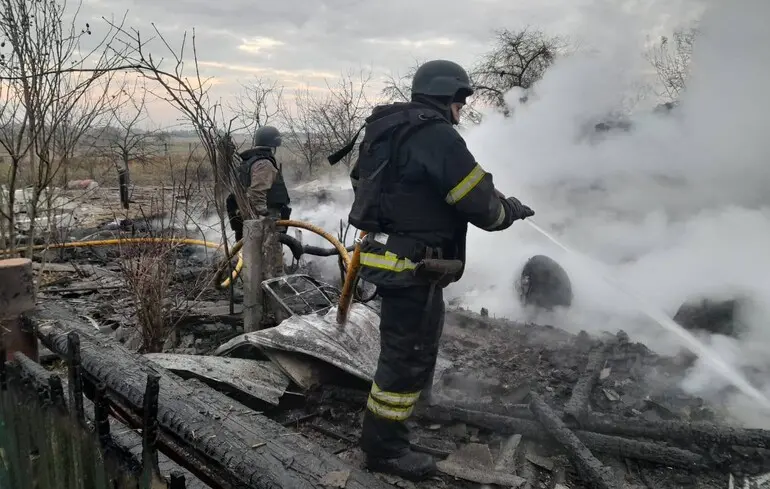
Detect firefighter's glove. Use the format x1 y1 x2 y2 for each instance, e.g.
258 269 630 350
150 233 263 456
505 196 535 221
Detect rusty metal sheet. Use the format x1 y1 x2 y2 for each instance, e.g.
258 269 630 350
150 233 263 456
144 353 290 406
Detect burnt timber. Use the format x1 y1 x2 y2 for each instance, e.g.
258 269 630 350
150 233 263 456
29 302 396 489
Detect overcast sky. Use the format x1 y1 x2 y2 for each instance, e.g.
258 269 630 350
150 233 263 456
79 0 705 127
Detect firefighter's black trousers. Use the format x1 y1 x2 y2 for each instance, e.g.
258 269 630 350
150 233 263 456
225 194 244 241
360 284 445 459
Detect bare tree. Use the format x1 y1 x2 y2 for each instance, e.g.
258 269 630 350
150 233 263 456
104 22 257 313
646 26 698 103
281 87 327 179
95 79 168 176
381 59 422 104
314 68 375 168
231 77 284 146
0 0 127 253
106 23 241 229
282 68 375 176
472 27 566 114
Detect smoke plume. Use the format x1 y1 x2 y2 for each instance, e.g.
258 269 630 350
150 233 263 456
454 0 770 427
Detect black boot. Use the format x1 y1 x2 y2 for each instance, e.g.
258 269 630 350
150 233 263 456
366 449 436 482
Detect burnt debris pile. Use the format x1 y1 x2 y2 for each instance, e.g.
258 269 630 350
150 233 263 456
14 187 770 489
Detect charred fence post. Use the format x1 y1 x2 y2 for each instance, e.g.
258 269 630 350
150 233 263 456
169 471 186 489
0 258 37 363
529 393 620 489
563 344 607 422
0 347 6 391
142 372 163 488
243 218 266 333
94 383 111 445
67 331 85 422
48 375 66 412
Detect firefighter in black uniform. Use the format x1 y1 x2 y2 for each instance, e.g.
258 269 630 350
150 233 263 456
341 59 535 480
225 125 291 241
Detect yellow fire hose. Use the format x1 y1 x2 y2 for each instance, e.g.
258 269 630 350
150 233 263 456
0 219 352 292
336 230 367 326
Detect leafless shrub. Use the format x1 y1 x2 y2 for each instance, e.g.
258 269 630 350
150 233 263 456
119 237 174 353
381 59 421 104
115 153 220 353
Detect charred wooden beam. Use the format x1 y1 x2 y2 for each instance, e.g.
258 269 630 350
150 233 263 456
563 345 606 421
442 400 770 453
576 414 770 452
421 404 705 470
48 375 66 411
529 393 620 489
31 302 396 489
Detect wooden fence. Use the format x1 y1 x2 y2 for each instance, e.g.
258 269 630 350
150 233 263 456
0 336 188 489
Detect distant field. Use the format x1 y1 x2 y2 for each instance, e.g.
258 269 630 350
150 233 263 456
0 136 348 189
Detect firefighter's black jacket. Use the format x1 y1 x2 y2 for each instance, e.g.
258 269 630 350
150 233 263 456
349 101 517 288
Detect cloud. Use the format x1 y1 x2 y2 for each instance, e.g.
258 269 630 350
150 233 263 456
238 37 285 55
71 0 712 126
363 38 457 49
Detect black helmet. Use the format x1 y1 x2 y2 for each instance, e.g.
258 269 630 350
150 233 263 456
411 59 474 101
253 125 282 148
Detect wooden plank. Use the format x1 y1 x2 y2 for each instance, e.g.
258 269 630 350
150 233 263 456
143 353 290 406
30 302 396 489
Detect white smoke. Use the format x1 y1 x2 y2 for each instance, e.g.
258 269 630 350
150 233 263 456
453 0 770 427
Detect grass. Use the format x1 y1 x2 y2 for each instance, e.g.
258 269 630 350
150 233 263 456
0 139 350 189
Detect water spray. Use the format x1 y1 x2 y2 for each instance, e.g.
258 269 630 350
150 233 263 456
525 219 770 409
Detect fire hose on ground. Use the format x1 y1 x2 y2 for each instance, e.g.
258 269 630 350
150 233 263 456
0 220 369 311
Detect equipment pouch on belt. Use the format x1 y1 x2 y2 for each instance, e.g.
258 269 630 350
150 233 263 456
413 259 463 288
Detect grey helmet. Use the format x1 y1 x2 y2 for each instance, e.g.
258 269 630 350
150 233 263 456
411 59 474 101
253 125 282 148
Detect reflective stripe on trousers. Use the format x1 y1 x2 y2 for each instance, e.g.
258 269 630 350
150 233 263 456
366 382 421 422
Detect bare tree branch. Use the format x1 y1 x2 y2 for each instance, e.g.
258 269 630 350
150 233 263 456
646 25 698 103
230 77 284 147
